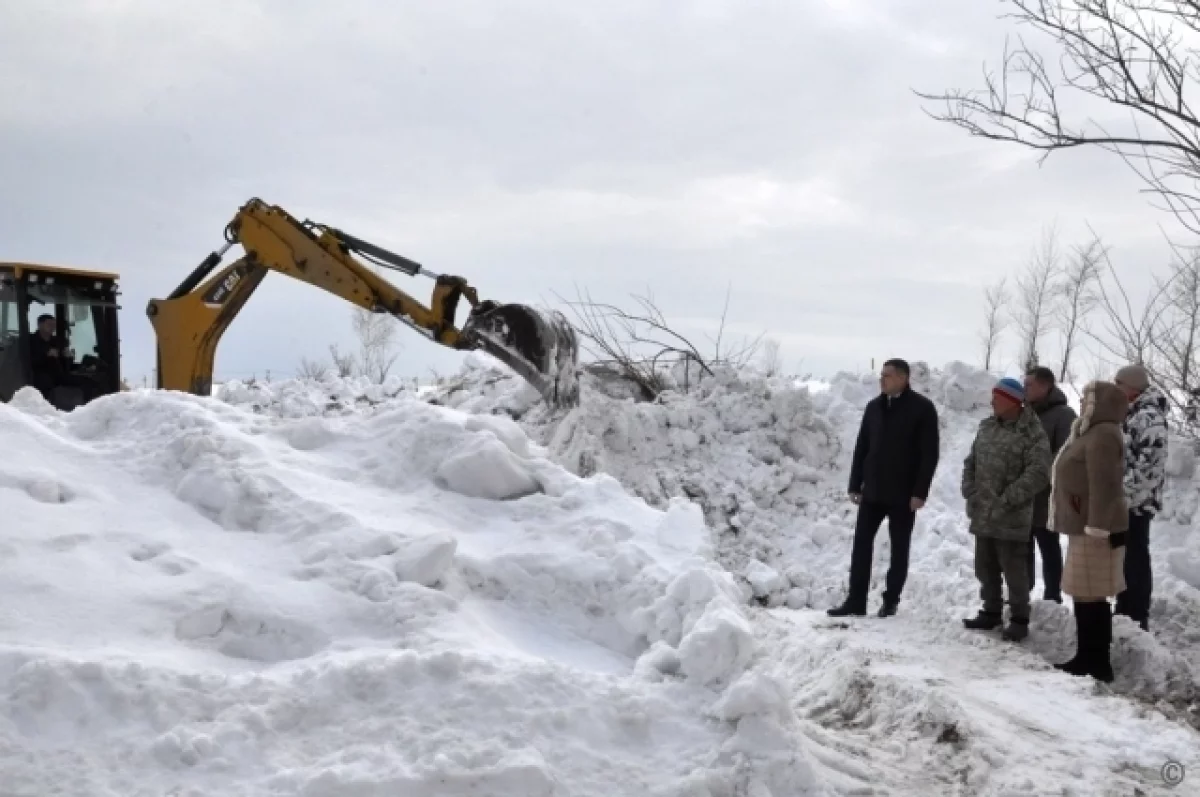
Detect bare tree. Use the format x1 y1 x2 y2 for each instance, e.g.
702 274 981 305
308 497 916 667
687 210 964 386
759 337 784 377
1147 246 1200 415
916 0 1200 237
979 276 1011 371
556 285 763 400
297 356 331 381
1055 236 1104 382
1016 227 1061 370
328 344 356 378
1087 241 1167 367
1084 240 1200 430
352 307 400 383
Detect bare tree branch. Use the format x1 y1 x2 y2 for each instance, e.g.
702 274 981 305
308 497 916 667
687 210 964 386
916 0 1200 235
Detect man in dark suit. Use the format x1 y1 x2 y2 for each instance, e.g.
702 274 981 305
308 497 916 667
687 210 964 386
829 358 941 617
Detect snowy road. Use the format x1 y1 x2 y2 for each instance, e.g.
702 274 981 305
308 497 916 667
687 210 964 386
758 608 1199 796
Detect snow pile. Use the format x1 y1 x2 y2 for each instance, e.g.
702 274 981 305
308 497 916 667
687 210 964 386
0 384 824 796
428 355 1200 718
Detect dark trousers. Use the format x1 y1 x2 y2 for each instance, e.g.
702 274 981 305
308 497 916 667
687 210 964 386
1026 526 1063 600
847 500 915 607
976 536 1031 621
1115 511 1153 631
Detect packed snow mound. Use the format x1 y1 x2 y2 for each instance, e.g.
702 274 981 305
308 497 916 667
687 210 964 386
424 355 1200 718
0 385 824 796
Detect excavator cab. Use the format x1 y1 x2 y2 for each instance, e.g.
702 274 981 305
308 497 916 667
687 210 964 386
0 263 122 410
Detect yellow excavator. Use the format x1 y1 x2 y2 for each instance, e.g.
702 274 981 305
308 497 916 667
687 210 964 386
145 197 580 408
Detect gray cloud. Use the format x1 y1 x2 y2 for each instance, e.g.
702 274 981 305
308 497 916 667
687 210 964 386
0 0 1184 386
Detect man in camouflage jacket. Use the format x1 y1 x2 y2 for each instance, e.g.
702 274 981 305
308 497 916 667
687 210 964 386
1114 364 1169 632
960 377 1052 641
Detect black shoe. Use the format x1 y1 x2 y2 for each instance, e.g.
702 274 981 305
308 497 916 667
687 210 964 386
962 610 1002 630
877 600 898 617
1043 591 1062 604
827 600 866 617
1002 617 1029 641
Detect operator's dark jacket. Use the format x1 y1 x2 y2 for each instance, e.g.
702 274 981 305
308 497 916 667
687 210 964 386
848 387 941 507
28 332 66 379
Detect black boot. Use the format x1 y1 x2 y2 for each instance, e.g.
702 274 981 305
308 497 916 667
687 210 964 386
963 609 1002 630
877 598 898 618
1087 601 1114 683
1054 604 1088 676
827 599 866 617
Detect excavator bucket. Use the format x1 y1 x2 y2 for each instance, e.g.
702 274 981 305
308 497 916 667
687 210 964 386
460 302 580 409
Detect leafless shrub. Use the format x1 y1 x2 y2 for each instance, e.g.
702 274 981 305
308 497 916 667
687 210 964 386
352 307 400 383
328 344 356 377
759 337 784 377
297 356 331 381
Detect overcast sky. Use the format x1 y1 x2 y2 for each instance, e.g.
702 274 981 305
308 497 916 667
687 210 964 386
0 0 1185 387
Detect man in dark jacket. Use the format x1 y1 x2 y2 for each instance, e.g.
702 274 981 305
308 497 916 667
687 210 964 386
1023 366 1077 603
29 314 72 400
829 358 940 618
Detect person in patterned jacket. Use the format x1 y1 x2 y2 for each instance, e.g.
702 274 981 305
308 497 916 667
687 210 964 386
1113 364 1169 632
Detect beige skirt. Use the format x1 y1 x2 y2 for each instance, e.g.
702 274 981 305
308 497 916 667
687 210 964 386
1062 533 1126 599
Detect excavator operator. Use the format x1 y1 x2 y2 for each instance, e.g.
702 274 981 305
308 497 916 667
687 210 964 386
29 313 95 404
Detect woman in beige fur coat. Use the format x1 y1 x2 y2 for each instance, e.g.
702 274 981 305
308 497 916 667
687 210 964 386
1047 380 1129 683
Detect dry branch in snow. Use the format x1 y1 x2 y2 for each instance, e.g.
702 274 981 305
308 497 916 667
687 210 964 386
556 284 763 400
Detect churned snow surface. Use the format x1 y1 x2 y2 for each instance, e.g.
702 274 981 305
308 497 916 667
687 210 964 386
0 381 812 796
3 355 1200 796
426 353 1200 795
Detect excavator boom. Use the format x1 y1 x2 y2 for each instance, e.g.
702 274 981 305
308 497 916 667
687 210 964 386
146 198 579 407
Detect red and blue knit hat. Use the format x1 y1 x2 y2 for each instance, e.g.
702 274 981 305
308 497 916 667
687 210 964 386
993 376 1025 405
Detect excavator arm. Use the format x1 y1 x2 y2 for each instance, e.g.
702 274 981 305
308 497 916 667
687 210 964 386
145 198 579 407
